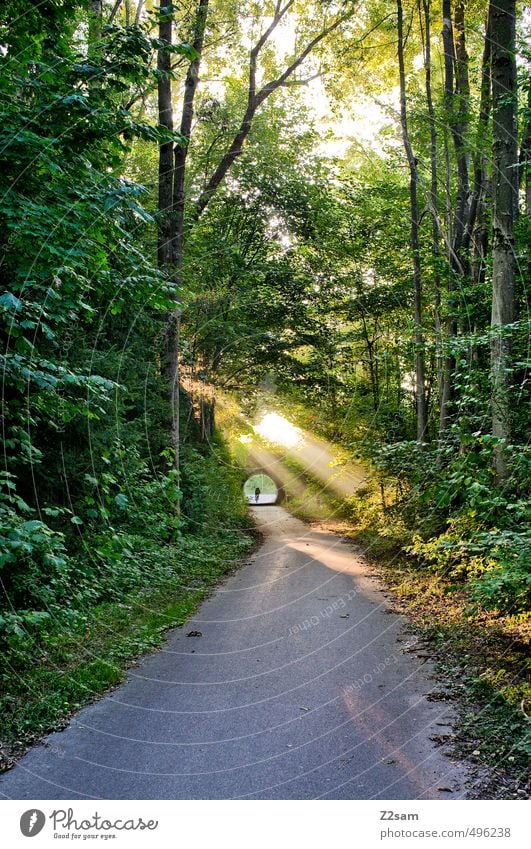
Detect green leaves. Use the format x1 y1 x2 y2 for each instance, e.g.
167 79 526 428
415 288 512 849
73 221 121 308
0 293 23 312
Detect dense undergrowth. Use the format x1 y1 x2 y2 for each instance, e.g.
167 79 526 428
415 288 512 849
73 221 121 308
0 437 253 767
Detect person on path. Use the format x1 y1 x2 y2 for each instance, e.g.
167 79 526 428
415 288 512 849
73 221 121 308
254 487 260 503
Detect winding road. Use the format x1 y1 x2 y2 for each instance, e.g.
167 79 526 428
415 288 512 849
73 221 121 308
0 507 468 800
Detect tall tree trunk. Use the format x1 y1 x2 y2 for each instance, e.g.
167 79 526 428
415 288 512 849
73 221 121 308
88 0 103 41
520 83 531 216
440 0 470 436
163 0 210 475
420 0 445 441
87 0 103 59
397 0 427 442
361 315 379 412
157 3 173 269
156 2 181 477
171 0 210 270
490 0 518 481
469 12 492 286
452 0 471 265
440 0 455 430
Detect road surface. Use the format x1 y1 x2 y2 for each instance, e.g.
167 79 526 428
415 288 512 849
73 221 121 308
0 507 468 799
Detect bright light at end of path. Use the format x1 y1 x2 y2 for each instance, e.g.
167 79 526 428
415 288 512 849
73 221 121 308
254 412 303 449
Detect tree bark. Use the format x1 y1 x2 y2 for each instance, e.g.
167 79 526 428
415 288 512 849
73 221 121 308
439 0 466 432
162 0 210 478
452 0 471 263
171 0 209 269
465 11 492 261
157 3 174 269
490 0 518 481
87 0 103 58
520 83 531 216
156 2 181 479
397 0 427 442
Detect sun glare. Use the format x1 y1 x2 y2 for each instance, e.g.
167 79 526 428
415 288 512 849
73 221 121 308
254 412 303 449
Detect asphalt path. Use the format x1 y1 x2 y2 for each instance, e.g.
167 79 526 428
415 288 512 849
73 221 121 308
0 507 468 800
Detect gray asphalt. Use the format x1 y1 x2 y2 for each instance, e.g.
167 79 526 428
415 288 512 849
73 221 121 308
0 507 468 800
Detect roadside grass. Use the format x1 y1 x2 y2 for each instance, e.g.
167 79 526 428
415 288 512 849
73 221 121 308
0 530 254 771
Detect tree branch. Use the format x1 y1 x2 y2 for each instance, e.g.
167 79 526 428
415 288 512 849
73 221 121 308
249 1 296 102
107 0 123 26
278 71 322 87
256 11 351 105
135 0 145 26
194 6 353 218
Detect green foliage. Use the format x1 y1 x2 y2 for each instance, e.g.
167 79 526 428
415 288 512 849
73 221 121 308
0 453 253 760
0 0 529 775
361 427 531 614
0 1 252 677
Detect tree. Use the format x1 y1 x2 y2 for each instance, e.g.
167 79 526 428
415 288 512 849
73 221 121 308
489 0 518 480
397 0 427 442
159 0 358 471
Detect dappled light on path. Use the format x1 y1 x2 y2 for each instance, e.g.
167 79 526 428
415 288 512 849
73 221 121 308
288 537 366 578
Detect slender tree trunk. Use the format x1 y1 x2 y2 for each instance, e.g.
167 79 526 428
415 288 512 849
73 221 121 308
157 3 173 269
397 0 427 442
87 0 103 60
361 316 379 412
171 0 210 269
520 83 531 216
420 0 445 441
452 0 471 265
135 1 145 26
164 0 208 471
466 11 492 262
490 0 518 481
88 0 103 42
439 0 460 431
156 2 181 478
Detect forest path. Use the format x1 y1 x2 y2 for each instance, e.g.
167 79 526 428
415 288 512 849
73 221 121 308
0 507 469 800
